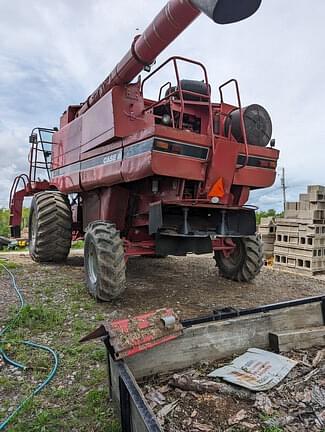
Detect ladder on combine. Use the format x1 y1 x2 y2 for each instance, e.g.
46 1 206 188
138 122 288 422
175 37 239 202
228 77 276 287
9 128 55 238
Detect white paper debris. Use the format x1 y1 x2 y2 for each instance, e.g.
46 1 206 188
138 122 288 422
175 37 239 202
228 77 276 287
208 348 297 391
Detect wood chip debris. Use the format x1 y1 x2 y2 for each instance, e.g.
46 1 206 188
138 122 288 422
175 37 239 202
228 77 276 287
142 346 325 431
227 408 247 425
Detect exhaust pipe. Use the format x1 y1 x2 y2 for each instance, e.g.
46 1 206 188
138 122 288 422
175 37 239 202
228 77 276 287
191 0 262 24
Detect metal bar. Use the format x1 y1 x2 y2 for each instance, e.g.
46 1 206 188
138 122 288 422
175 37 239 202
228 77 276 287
158 81 172 101
116 361 161 432
321 298 325 324
173 58 184 129
119 377 132 432
181 294 325 327
218 79 249 167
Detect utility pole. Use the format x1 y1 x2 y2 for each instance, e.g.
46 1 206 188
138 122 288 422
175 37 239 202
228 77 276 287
281 167 287 213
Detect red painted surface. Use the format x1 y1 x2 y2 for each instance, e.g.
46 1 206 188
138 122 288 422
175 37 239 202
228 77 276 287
151 151 206 181
80 161 123 191
52 116 82 169
121 152 153 183
106 308 183 359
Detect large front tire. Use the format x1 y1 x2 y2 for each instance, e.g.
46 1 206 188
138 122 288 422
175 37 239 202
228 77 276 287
84 221 126 301
214 235 263 282
29 191 72 263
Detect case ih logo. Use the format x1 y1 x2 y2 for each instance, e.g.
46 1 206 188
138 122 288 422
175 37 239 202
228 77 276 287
103 151 122 165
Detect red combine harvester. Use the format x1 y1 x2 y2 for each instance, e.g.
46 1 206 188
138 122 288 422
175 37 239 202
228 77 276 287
9 0 279 300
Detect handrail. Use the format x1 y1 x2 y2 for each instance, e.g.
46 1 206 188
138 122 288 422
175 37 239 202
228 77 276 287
219 79 249 169
8 174 30 209
141 55 214 152
158 81 172 101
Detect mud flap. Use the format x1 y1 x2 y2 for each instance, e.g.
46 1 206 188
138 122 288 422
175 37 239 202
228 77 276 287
155 234 212 256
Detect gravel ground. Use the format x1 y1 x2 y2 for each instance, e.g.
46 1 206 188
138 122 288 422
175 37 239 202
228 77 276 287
2 252 325 319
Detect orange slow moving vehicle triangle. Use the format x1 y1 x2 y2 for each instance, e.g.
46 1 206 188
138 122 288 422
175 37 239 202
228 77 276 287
208 177 225 198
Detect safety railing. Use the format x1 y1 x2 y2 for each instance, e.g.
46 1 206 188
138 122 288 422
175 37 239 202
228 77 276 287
141 56 214 152
8 174 29 209
218 79 249 168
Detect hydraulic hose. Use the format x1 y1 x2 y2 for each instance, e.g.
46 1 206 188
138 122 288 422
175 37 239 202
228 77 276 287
0 261 59 431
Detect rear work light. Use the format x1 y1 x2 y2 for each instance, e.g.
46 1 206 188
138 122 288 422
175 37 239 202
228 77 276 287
237 154 277 169
153 139 209 160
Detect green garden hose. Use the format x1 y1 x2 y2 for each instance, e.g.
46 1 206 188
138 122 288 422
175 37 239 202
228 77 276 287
0 261 59 430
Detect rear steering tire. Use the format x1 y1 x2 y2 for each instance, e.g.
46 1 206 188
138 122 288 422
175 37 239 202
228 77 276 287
214 235 263 282
84 221 126 301
29 191 72 263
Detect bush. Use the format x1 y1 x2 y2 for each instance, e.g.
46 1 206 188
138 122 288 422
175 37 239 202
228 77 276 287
0 207 29 237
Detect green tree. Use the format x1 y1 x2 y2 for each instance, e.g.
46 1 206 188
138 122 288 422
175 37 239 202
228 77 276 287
256 208 283 225
0 208 29 237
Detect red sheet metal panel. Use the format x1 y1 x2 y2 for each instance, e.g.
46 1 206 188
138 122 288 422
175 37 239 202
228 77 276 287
80 160 123 191
233 166 276 188
81 90 115 153
51 172 81 193
151 151 205 181
205 137 239 195
52 116 82 169
121 152 153 183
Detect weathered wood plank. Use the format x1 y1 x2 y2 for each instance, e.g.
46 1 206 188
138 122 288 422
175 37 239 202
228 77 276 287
269 326 325 352
126 302 323 380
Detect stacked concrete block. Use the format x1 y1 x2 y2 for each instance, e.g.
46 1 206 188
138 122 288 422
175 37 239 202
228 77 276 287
258 216 276 258
274 185 325 275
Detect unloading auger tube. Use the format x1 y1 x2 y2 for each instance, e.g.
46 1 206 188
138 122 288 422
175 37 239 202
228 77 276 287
78 0 262 115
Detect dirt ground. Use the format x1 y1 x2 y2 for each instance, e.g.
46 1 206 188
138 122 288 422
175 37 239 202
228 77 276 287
1 251 325 431
3 251 325 319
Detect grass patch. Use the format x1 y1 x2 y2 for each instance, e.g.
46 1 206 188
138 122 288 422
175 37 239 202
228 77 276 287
71 240 84 249
260 414 284 432
0 259 19 272
1 257 120 432
14 304 65 331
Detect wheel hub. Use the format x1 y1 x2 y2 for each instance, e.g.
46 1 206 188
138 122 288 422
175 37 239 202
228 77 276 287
88 243 98 285
30 211 37 250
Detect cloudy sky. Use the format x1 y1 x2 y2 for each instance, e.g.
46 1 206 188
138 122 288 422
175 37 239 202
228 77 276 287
1 0 325 211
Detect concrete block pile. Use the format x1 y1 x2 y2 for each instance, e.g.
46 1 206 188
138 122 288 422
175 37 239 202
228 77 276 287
258 216 276 259
274 185 325 275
